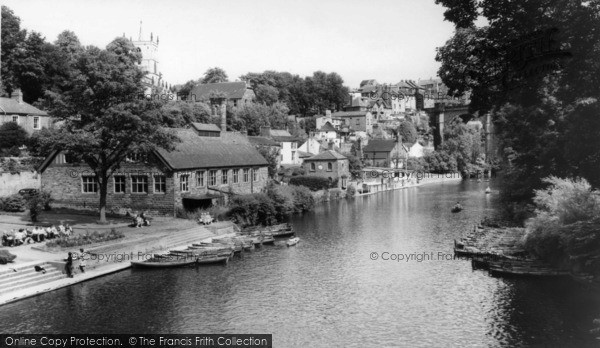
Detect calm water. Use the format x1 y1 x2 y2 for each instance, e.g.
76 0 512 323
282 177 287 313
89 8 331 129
1 181 599 347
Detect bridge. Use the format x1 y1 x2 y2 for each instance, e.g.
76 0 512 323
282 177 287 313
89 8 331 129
426 103 497 160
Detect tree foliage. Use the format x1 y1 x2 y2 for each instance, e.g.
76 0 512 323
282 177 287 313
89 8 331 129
0 122 28 150
230 102 289 135
398 120 418 145
201 67 228 84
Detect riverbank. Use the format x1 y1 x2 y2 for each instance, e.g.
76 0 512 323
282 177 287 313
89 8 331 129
352 172 463 197
0 220 238 306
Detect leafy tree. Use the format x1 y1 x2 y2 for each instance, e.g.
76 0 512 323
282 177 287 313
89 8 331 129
201 67 228 84
256 146 280 179
173 79 198 100
42 37 178 223
231 102 289 135
159 100 213 127
398 120 418 144
1 6 26 96
0 122 28 150
254 84 279 105
344 153 363 179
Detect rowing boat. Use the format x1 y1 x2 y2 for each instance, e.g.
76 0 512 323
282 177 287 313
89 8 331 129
131 256 197 268
286 237 300 247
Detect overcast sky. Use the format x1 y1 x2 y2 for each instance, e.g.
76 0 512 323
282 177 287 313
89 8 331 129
3 0 457 88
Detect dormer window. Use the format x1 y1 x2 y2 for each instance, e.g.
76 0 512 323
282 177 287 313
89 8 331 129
126 152 146 163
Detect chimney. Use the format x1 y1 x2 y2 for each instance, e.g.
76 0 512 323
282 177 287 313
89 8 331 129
325 110 331 117
260 126 271 137
220 102 226 132
11 89 23 104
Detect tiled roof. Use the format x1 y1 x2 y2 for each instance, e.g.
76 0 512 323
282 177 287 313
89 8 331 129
319 122 337 132
363 139 398 153
189 82 250 101
155 129 268 170
0 98 48 116
303 150 347 161
191 122 221 132
248 136 281 146
298 151 314 158
272 136 304 143
331 111 369 117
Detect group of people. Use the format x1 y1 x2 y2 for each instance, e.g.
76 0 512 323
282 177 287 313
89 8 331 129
1 224 73 247
132 212 151 228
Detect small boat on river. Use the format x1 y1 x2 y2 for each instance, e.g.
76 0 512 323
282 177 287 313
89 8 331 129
196 253 231 265
485 187 491 194
451 206 463 213
286 237 300 247
131 255 197 268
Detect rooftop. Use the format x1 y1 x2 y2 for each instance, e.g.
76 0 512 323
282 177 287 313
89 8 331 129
248 136 281 147
303 150 347 161
363 139 398 152
189 82 250 101
0 97 48 116
191 122 221 132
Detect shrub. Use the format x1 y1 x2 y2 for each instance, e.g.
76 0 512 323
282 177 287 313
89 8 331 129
45 229 124 248
290 185 315 212
0 194 26 212
266 185 295 220
347 185 357 197
26 194 45 222
289 176 331 191
330 188 343 200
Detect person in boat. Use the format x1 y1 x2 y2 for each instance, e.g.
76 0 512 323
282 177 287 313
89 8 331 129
454 202 463 210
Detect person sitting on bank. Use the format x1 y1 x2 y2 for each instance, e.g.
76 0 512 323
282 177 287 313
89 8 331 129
13 229 25 246
46 225 57 239
140 212 150 226
64 224 73 236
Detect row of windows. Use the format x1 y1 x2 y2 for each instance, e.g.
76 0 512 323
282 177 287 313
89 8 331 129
82 176 166 194
7 115 41 129
81 169 262 194
179 168 259 192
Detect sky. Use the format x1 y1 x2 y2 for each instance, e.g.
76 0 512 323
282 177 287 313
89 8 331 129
3 0 457 88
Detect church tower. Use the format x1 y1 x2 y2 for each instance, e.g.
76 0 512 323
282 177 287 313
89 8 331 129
131 21 165 95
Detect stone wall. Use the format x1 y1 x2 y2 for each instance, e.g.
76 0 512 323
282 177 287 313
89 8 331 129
0 172 41 196
302 159 350 188
41 163 176 215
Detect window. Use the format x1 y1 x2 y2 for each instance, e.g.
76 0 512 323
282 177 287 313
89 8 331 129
291 142 297 149
154 175 166 193
126 152 146 163
356 119 360 125
252 169 258 182
209 170 217 186
310 163 316 171
179 174 189 192
82 176 97 193
33 117 40 130
243 168 249 182
327 162 333 172
233 169 239 183
292 152 296 161
114 176 126 193
196 171 205 187
221 169 228 185
11 115 18 124
132 176 148 193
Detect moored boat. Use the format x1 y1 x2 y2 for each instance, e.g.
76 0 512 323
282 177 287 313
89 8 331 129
131 255 197 268
488 259 570 277
286 237 300 247
196 253 231 265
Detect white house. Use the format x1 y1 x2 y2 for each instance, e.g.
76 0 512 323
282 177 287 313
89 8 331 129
406 142 425 158
260 127 303 166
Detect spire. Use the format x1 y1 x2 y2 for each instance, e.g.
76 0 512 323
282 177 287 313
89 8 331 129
138 20 142 41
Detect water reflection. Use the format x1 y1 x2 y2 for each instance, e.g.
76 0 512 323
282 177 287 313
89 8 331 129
0 181 598 347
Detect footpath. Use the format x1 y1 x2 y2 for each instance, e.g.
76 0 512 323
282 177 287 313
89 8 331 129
0 214 237 306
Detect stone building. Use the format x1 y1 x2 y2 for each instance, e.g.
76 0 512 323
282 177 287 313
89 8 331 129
38 127 269 215
0 90 51 135
188 81 255 112
362 139 409 168
301 150 350 189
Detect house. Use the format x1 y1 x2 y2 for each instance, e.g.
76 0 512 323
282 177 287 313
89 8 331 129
0 90 51 135
38 128 269 215
315 122 338 141
297 136 323 156
331 110 374 134
362 139 409 168
188 82 255 115
406 142 425 158
301 150 350 189
191 122 221 137
259 127 304 166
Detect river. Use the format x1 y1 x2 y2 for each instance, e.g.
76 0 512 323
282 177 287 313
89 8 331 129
1 181 599 347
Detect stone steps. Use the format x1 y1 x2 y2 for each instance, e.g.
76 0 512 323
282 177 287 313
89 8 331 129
0 262 65 295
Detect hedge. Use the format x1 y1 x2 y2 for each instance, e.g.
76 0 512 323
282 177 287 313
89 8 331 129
289 176 332 191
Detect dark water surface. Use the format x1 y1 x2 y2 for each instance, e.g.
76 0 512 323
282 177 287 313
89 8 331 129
1 181 599 347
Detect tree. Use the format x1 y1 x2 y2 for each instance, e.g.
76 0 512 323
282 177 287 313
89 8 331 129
256 146 280 179
254 84 279 105
398 120 418 145
435 0 600 202
1 6 27 96
344 153 363 179
43 37 178 223
159 100 213 127
231 102 290 135
201 67 228 84
0 122 28 150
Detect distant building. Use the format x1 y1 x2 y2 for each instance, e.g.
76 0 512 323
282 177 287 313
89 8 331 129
0 90 51 135
331 110 374 134
301 150 350 189
259 127 303 166
362 139 408 168
38 128 269 214
129 27 172 96
188 82 255 111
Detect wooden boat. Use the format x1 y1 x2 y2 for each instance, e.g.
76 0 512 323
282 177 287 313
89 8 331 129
485 187 491 194
286 237 300 247
196 253 231 265
488 259 570 277
131 256 197 268
261 235 275 245
451 206 463 213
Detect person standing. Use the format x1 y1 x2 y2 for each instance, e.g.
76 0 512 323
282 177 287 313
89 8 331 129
65 252 73 278
78 248 88 273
